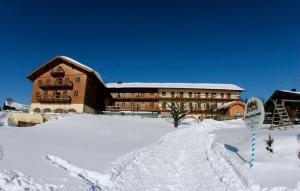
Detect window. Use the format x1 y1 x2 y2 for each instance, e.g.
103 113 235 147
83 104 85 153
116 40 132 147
205 93 209 98
131 102 134 108
197 92 201 98
180 92 184 98
212 93 217 98
221 93 224 99
198 103 201 110
162 102 166 110
162 92 166 96
36 91 40 96
189 92 192 98
33 108 41 113
73 90 78 96
58 78 63 84
206 103 210 110
65 77 69 81
140 93 145 97
63 90 67 95
38 80 42 85
171 92 175 98
189 103 193 110
180 102 184 109
121 102 125 108
43 91 48 96
141 102 145 110
227 93 231 99
150 101 154 109
75 76 80 83
46 79 50 85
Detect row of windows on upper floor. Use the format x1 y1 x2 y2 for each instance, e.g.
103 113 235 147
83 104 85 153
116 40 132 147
37 76 81 85
113 101 220 110
113 92 233 98
161 92 232 98
36 90 79 98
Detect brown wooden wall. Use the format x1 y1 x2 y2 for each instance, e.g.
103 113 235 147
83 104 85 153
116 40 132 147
31 63 88 104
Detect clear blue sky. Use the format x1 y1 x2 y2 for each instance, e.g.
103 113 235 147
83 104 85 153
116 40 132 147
0 0 300 104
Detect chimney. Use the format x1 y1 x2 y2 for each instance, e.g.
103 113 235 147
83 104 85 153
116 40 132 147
117 81 123 84
291 88 297 92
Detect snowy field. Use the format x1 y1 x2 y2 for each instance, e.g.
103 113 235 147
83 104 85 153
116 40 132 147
0 112 299 190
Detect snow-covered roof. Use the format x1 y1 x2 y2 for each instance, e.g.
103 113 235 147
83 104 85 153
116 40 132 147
4 101 29 111
279 90 300 95
107 83 245 91
60 56 105 85
215 101 245 111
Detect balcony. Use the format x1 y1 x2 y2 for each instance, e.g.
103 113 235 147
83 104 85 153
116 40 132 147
50 68 65 77
37 95 71 103
39 80 73 89
112 94 160 100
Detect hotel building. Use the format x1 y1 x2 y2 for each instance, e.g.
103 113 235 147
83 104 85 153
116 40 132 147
27 56 245 118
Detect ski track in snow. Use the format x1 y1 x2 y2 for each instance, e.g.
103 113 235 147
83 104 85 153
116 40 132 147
46 125 251 191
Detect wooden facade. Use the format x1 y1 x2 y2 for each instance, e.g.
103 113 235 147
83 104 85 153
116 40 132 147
108 88 160 111
107 83 245 118
27 56 111 113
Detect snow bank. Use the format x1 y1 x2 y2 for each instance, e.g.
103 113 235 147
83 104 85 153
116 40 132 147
201 118 245 129
0 170 58 191
0 112 10 126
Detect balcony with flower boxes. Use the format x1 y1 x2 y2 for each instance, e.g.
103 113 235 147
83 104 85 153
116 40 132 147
38 80 73 90
37 95 71 103
50 67 65 77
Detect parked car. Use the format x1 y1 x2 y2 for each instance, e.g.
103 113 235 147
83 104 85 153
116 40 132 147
291 111 300 124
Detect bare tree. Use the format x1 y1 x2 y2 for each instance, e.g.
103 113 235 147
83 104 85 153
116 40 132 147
167 102 191 128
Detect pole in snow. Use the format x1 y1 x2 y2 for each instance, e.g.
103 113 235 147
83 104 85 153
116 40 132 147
244 97 265 169
250 130 256 168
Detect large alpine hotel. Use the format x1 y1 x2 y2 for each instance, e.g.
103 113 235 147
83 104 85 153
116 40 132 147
27 56 245 118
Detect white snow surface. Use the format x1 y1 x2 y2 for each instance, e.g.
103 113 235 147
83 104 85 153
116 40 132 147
0 114 300 190
107 82 245 91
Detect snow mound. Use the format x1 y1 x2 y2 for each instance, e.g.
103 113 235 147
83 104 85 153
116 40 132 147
0 170 57 191
201 119 245 129
0 112 10 126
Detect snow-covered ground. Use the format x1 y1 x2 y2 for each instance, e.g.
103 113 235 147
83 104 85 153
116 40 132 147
0 114 300 190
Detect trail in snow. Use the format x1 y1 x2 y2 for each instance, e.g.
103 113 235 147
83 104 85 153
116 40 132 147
108 127 247 191
47 125 248 191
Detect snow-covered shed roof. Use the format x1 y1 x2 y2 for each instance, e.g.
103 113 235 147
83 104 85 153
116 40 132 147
107 82 245 91
27 56 105 86
215 101 245 111
4 101 29 111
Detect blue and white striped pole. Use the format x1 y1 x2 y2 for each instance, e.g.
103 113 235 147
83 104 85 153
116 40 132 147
250 130 256 168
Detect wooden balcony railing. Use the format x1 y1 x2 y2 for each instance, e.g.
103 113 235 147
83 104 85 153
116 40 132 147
50 68 65 77
37 95 71 103
112 95 160 100
39 80 73 89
